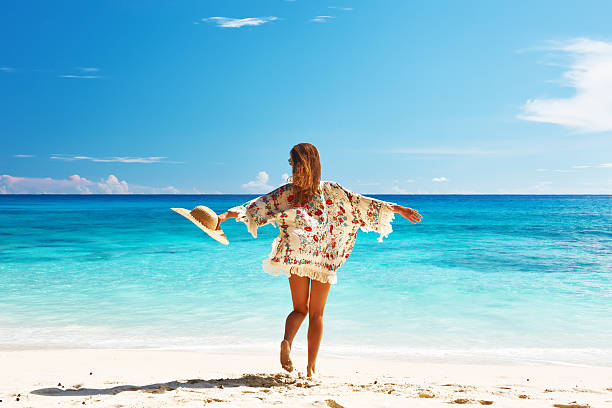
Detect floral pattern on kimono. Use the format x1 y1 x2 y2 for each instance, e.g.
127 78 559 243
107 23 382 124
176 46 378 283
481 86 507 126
228 181 397 284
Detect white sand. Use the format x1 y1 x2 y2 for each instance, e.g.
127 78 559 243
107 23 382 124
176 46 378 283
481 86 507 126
1 349 610 407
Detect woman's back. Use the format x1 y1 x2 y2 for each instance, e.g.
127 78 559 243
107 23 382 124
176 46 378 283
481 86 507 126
228 180 397 284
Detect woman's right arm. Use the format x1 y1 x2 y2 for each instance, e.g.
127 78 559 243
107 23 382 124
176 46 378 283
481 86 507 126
216 210 238 230
332 182 422 242
334 182 422 224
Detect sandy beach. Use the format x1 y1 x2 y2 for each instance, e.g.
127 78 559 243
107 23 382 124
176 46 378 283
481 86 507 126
1 350 610 407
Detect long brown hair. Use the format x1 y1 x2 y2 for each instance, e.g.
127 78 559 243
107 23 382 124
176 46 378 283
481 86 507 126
289 143 321 205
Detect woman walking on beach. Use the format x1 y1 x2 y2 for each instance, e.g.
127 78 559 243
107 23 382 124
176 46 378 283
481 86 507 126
217 143 422 377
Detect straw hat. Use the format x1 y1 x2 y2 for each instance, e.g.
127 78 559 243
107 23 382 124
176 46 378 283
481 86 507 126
171 206 229 245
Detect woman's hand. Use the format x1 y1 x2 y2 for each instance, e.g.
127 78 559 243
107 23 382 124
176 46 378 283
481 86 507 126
216 211 238 230
392 205 422 224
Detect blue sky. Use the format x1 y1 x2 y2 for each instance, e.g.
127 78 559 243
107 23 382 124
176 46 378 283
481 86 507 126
1 0 611 194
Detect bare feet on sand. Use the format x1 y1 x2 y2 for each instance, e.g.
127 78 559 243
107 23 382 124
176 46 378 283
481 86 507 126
307 364 316 378
280 340 293 372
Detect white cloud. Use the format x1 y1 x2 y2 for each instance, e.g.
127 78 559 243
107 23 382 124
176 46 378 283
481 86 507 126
203 16 278 28
432 177 448 182
59 67 103 79
96 175 129 194
311 16 335 23
129 183 180 194
0 174 180 194
281 173 291 184
13 154 35 158
536 168 575 173
50 154 174 163
518 38 612 133
571 163 612 169
59 75 102 79
184 187 223 194
242 171 274 192
1 65 102 78
328 6 353 11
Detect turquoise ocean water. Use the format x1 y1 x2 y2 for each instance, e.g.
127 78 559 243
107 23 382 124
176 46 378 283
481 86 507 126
1 194 611 366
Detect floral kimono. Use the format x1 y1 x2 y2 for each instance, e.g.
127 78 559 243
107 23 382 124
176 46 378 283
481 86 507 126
228 180 397 284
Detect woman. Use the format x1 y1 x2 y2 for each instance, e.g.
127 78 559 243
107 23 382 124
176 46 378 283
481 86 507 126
217 143 422 377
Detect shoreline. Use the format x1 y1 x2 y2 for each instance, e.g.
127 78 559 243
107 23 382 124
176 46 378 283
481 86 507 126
2 349 610 407
2 343 611 369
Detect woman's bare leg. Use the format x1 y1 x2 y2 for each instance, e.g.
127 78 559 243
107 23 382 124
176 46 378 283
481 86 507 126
307 279 331 377
281 274 310 372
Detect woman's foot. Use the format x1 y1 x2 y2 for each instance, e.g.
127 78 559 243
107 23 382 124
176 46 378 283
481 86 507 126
280 340 293 372
306 364 316 378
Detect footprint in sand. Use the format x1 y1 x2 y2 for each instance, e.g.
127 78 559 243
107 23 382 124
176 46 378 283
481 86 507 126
552 404 590 408
325 399 345 408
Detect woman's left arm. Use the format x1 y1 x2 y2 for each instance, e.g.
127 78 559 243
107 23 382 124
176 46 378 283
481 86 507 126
217 183 291 237
390 204 422 224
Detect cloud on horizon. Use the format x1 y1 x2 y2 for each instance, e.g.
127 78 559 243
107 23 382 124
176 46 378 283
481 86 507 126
202 16 278 28
242 171 274 192
0 174 180 194
50 154 175 164
518 37 612 133
13 154 35 158
432 177 448 182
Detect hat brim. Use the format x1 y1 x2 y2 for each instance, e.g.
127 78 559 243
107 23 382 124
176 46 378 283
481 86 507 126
171 208 229 245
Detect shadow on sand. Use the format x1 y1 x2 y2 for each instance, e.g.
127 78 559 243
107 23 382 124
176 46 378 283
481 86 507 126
30 372 311 397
